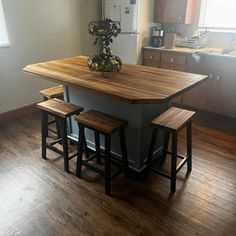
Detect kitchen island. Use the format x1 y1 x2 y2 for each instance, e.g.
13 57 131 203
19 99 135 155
23 56 207 172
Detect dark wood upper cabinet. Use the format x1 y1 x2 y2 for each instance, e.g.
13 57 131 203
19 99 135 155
155 0 197 24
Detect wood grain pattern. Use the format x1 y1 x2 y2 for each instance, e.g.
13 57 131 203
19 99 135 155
23 56 207 104
0 112 235 235
37 98 83 118
151 107 195 132
39 85 64 99
75 109 128 135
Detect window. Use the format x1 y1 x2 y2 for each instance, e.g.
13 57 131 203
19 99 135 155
0 0 9 47
199 0 236 31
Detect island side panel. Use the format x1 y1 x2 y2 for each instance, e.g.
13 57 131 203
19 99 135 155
64 86 169 171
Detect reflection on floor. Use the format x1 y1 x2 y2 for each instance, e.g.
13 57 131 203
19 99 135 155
0 112 235 235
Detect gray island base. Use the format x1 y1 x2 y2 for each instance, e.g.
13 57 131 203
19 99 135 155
65 86 169 172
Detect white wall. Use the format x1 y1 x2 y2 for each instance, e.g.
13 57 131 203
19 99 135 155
0 0 101 113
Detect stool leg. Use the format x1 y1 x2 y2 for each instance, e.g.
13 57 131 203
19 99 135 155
60 119 69 173
104 134 111 196
83 131 89 159
119 128 129 174
42 96 48 137
95 131 101 163
41 111 48 159
171 132 177 193
55 118 62 141
161 131 170 162
147 128 158 168
187 121 192 173
76 124 85 177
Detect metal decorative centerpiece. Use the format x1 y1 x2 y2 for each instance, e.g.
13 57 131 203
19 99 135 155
87 18 122 77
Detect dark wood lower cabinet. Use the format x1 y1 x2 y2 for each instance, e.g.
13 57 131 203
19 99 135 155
182 55 236 118
182 82 207 110
143 47 236 118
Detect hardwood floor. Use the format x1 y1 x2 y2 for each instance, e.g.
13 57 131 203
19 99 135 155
0 112 235 236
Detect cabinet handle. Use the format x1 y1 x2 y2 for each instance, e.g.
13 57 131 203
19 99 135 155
208 73 214 79
149 55 153 59
170 58 175 62
208 73 220 80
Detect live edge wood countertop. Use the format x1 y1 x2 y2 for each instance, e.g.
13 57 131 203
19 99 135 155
23 55 208 104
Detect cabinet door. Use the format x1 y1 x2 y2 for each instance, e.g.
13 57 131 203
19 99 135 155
143 49 160 67
155 0 196 24
160 62 186 71
204 58 236 118
160 52 186 71
183 55 236 118
182 56 208 110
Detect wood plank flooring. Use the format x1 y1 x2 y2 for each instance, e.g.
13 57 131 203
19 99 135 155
0 112 235 236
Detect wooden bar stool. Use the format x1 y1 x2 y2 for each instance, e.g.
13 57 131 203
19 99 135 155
37 98 84 172
75 110 129 196
147 107 195 193
39 85 64 137
39 85 64 101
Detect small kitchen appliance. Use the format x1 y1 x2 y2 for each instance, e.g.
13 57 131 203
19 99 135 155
151 27 164 48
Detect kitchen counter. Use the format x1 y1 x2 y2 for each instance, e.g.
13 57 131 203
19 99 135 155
23 55 207 104
23 55 208 171
143 46 236 59
143 46 198 54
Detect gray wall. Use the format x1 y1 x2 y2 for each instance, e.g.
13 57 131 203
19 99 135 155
0 0 101 113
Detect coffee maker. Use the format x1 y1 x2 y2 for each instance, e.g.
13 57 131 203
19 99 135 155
151 27 164 48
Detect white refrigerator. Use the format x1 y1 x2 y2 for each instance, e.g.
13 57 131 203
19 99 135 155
102 0 154 64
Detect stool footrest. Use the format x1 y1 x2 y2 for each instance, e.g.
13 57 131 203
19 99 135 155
46 143 78 161
48 120 56 125
176 157 188 173
49 138 62 146
85 154 98 162
46 143 64 156
68 152 78 160
166 151 189 173
82 161 104 175
48 127 57 134
150 168 171 179
85 150 123 169
110 169 123 180
81 159 124 181
166 151 185 160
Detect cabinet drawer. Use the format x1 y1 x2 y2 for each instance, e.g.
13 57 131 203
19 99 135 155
161 53 186 65
143 60 160 68
160 62 186 71
143 50 161 61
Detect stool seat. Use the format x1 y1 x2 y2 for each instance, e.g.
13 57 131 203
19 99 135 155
39 85 64 100
37 98 83 118
151 107 195 132
75 110 128 134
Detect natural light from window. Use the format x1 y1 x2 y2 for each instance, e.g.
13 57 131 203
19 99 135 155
199 0 236 31
0 0 9 47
